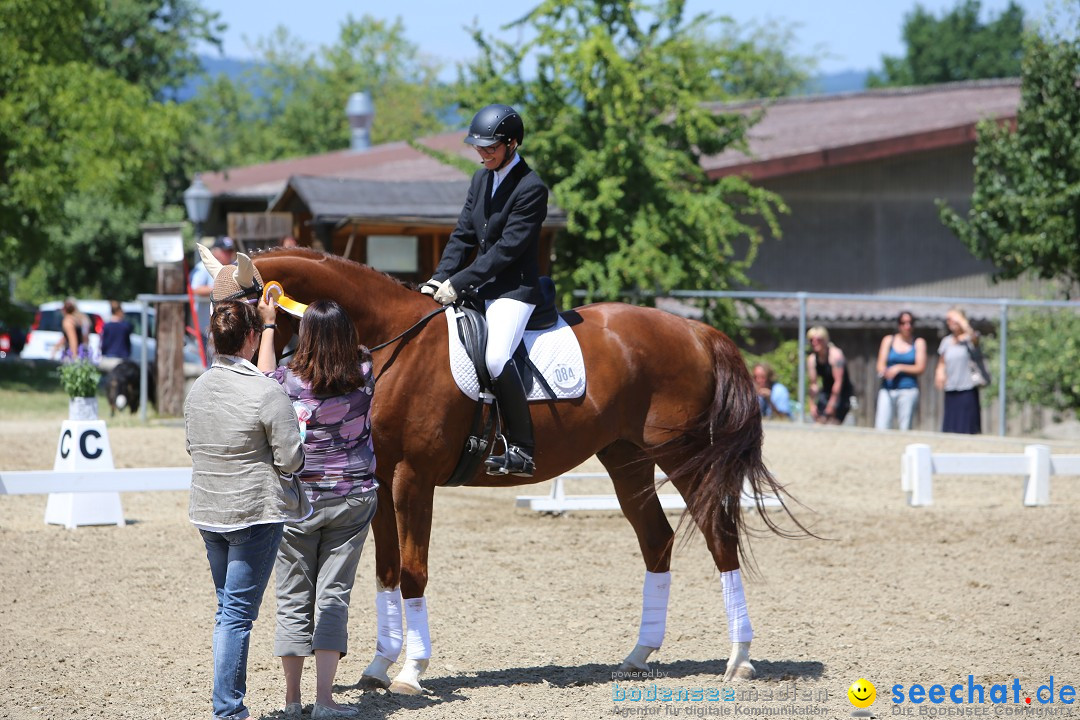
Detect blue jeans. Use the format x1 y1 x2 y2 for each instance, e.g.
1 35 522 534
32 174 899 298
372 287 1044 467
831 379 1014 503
201 522 284 720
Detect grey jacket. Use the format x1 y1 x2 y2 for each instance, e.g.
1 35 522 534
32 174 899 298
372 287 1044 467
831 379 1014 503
184 355 310 528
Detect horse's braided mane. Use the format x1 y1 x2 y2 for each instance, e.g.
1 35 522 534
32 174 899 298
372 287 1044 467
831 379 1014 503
257 246 415 291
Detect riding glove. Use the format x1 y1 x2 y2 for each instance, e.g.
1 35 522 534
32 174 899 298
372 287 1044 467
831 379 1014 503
432 279 458 305
419 278 440 296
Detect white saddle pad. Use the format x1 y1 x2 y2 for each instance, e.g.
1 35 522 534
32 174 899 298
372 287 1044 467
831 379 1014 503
445 308 586 402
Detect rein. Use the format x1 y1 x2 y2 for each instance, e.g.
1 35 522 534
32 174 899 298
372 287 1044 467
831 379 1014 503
369 306 446 352
263 278 444 356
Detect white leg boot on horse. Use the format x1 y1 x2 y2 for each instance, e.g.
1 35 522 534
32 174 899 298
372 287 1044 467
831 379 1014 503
721 569 755 681
619 570 671 672
388 597 431 695
359 583 403 689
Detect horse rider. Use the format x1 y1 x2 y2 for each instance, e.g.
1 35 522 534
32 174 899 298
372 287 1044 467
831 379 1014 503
420 103 550 478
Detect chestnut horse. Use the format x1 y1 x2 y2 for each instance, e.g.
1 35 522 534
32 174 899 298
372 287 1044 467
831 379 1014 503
253 248 793 693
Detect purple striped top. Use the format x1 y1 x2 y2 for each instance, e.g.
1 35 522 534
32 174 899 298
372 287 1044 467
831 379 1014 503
268 362 378 503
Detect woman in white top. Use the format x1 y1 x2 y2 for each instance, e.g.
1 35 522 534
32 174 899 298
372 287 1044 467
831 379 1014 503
935 307 983 434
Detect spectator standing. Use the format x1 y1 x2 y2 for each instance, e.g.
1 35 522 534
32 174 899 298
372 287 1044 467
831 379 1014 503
98 300 133 372
279 236 299 248
935 307 984 434
52 297 90 360
874 311 927 431
753 362 791 419
184 298 309 720
257 298 377 719
806 326 855 425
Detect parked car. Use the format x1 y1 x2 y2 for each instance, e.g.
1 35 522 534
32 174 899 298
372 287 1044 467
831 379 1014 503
20 300 202 367
0 322 28 358
0 302 33 359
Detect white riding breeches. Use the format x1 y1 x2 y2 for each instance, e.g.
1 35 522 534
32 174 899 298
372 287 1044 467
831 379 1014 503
484 297 535 380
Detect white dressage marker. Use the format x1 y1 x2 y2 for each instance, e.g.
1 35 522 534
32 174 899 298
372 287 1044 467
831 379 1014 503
515 472 782 513
42 419 126 528
900 443 1080 507
1 421 192 530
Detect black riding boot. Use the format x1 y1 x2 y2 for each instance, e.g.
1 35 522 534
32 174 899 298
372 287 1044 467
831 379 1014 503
485 360 535 477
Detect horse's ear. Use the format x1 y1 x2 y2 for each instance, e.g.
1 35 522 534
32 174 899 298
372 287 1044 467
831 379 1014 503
235 253 254 287
197 244 223 279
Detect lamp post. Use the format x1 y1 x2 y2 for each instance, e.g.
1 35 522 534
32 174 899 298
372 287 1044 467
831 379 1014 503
183 173 212 241
181 173 213 387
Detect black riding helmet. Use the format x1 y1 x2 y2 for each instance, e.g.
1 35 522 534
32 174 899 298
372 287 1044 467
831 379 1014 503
464 104 524 148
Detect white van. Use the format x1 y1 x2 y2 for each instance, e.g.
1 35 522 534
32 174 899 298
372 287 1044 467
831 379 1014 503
20 300 203 367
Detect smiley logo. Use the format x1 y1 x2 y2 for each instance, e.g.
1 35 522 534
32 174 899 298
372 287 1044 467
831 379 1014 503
848 678 876 709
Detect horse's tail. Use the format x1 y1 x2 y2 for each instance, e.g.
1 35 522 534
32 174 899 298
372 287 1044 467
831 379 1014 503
658 329 809 569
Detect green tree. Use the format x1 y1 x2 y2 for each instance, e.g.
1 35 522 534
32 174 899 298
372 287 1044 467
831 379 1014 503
981 310 1080 419
0 0 220 313
940 8 1080 417
190 15 452 169
938 11 1080 287
454 0 790 329
709 19 818 99
868 0 1025 87
84 0 225 99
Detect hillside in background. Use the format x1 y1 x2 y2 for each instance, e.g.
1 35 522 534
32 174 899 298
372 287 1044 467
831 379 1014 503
802 69 870 95
176 55 870 105
172 56 261 102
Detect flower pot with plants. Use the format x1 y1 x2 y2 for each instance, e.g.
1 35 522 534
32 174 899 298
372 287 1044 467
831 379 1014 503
58 358 101 421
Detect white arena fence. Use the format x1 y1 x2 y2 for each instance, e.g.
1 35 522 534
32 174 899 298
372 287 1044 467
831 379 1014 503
0 468 192 496
900 443 1080 507
0 470 781 515
515 472 782 514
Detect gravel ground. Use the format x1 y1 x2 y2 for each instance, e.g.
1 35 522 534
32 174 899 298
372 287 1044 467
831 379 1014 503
2 420 1079 719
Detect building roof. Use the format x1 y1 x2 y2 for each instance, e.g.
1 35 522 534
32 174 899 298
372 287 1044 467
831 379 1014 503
203 131 473 199
201 79 1021 201
271 174 567 227
702 79 1020 181
272 175 469 225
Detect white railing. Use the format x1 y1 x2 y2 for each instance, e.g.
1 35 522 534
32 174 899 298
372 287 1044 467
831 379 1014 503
0 468 191 495
900 443 1080 507
514 472 781 514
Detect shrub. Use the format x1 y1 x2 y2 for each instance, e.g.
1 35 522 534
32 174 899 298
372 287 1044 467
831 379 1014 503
57 359 100 398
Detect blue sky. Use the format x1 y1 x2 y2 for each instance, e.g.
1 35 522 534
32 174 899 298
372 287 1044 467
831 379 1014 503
197 0 1046 77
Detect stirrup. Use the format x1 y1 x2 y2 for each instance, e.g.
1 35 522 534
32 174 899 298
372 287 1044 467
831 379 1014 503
485 445 535 477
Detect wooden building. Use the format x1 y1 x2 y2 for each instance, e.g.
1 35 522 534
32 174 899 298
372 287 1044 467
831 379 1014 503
199 131 565 281
703 79 1022 297
695 79 1048 432
267 175 562 284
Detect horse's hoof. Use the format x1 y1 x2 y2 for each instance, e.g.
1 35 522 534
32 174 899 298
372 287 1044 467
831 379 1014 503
723 659 756 682
618 644 657 673
388 658 428 695
358 674 390 690
388 679 425 695
359 656 394 690
723 641 755 681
